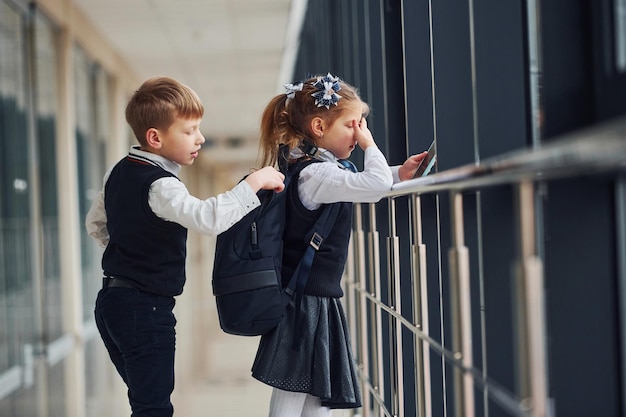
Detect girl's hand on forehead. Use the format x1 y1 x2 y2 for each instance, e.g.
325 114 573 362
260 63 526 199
354 117 376 151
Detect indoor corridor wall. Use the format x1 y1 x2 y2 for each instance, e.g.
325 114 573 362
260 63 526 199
0 1 234 416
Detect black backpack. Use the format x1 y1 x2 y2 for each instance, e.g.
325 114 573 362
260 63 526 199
211 152 340 336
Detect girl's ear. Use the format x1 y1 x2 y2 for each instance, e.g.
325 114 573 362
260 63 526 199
145 127 162 149
310 116 325 138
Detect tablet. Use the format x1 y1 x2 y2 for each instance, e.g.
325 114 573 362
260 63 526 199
414 140 437 177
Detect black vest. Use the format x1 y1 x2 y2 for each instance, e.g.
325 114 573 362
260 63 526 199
102 156 188 296
281 160 353 297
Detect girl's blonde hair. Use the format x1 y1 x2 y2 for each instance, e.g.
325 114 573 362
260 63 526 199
258 74 369 167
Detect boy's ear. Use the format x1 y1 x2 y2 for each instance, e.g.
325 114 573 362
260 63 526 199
145 128 162 149
310 117 324 138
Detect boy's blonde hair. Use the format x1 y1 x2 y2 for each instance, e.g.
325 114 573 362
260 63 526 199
125 77 204 145
258 74 369 167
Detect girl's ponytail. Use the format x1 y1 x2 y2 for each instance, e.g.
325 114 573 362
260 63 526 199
259 95 288 167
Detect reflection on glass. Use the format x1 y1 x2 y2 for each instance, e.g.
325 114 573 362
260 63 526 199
617 0 626 72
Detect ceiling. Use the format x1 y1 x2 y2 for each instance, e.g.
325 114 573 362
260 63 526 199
72 0 303 164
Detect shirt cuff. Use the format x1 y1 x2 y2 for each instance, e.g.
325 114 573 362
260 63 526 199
231 180 261 213
364 145 383 159
391 166 401 183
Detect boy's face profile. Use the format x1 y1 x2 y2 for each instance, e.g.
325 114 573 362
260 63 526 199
144 116 205 166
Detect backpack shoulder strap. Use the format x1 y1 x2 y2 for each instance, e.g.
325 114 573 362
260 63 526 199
286 202 340 286
287 201 340 349
283 155 341 293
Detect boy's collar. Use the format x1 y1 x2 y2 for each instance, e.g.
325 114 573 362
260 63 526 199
129 145 181 176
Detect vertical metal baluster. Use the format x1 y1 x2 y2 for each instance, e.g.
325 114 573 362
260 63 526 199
616 176 626 416
475 193 490 417
368 203 385 416
387 198 404 416
345 217 359 413
448 191 474 417
411 195 431 417
513 180 549 417
354 204 371 417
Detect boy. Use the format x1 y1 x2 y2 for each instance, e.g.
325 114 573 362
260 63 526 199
85 77 284 417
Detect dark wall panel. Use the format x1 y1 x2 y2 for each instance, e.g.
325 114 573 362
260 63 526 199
541 0 594 138
544 177 620 416
294 1 626 416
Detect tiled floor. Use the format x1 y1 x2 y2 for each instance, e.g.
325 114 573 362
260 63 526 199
173 336 273 416
107 335 353 416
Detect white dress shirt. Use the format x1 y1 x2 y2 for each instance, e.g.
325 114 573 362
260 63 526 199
297 146 399 210
85 146 260 248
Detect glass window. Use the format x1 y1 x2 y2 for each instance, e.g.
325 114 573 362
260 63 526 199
34 11 63 341
0 2 45 414
74 47 110 417
0 0 33 377
73 46 107 320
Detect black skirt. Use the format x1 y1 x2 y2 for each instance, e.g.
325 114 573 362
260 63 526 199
251 294 362 409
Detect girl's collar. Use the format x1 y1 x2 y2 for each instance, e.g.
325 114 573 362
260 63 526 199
292 142 356 172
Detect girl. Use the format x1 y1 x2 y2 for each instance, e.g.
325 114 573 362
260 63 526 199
251 73 427 417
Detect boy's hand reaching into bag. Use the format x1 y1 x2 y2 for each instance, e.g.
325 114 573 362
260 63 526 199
245 166 286 193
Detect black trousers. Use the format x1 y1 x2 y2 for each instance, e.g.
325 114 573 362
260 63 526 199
94 287 177 417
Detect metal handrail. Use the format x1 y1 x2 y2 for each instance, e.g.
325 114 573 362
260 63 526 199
346 116 625 417
348 281 527 417
390 116 626 197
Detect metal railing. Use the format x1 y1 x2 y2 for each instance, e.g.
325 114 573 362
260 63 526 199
343 116 626 417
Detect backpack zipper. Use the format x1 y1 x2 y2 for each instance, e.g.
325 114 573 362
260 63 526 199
251 221 258 248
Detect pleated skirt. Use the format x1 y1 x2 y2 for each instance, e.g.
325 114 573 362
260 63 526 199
251 294 362 409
